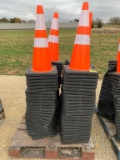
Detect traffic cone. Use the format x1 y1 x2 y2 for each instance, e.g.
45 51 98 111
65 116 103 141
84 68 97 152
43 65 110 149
89 12 93 35
69 2 90 71
116 38 120 61
32 5 52 72
48 12 59 61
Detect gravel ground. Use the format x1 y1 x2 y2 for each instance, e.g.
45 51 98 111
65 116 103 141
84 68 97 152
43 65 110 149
0 75 117 160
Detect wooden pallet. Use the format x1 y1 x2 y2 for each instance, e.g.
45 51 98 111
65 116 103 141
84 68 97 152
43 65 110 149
8 117 95 160
97 113 120 160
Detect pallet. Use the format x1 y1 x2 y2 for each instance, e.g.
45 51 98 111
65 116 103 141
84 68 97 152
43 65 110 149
97 113 120 160
8 117 95 160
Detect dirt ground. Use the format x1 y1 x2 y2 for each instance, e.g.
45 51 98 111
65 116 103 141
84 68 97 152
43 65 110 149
0 75 117 160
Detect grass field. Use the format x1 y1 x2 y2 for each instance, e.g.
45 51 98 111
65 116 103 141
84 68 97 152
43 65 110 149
0 29 120 78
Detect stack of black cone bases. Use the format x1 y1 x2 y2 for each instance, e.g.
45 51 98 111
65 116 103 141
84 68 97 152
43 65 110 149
108 60 117 70
109 72 120 140
52 61 63 86
98 72 115 120
98 60 120 140
25 64 99 143
114 95 120 140
60 65 98 144
25 66 59 140
98 61 117 120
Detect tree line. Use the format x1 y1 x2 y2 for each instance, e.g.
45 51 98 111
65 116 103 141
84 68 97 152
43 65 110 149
0 16 120 26
0 17 35 23
74 17 120 28
92 17 120 28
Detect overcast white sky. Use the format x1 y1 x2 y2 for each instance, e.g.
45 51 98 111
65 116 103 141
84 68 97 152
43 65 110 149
0 0 120 22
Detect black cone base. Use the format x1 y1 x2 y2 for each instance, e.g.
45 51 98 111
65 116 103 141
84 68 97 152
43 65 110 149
25 66 59 139
60 65 98 144
108 60 117 70
98 60 120 139
109 73 120 140
98 61 117 120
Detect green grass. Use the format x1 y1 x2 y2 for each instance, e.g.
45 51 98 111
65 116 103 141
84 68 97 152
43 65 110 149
0 29 120 78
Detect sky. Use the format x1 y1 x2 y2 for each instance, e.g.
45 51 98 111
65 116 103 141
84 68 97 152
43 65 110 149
0 0 120 22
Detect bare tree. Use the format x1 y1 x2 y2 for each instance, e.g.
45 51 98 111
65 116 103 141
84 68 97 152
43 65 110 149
97 21 102 28
28 20 35 23
108 17 120 25
93 18 103 25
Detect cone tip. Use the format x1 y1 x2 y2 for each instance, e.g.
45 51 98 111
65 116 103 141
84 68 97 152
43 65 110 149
37 5 44 14
54 12 58 18
89 12 93 19
89 12 93 16
82 2 89 10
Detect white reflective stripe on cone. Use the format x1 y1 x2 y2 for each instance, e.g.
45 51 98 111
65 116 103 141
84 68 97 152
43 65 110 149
75 34 90 45
51 18 58 30
78 10 89 27
34 38 48 48
119 44 120 51
35 14 46 30
48 35 58 43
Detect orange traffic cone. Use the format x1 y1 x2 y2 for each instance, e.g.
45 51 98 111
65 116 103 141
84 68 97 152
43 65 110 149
48 12 59 61
89 12 93 35
69 2 90 71
32 5 52 72
117 38 120 72
116 38 120 61
117 53 120 73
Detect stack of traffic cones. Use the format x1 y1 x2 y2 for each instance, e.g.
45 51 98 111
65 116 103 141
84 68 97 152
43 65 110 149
60 2 98 143
60 67 98 143
48 12 63 86
98 40 119 120
98 68 115 120
25 2 99 143
0 99 5 124
98 38 120 139
109 49 120 140
109 73 120 140
98 60 116 120
25 5 59 139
